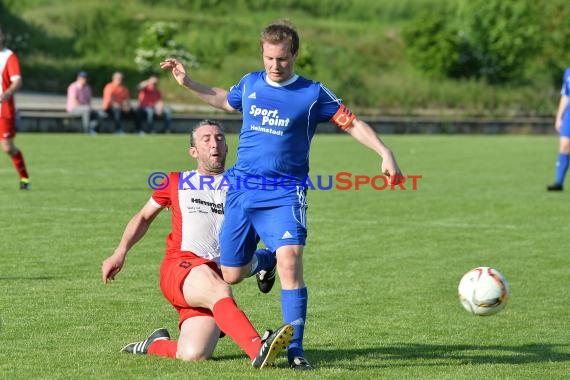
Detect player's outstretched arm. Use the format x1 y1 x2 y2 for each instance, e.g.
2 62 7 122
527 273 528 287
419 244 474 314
101 200 162 284
345 118 402 183
160 58 235 113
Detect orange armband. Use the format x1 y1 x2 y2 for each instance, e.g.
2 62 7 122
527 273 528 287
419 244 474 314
331 104 356 131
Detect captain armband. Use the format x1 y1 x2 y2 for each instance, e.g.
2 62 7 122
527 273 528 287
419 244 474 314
331 104 356 131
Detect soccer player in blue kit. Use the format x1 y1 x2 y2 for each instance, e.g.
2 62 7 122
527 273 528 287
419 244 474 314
161 19 402 370
547 67 570 191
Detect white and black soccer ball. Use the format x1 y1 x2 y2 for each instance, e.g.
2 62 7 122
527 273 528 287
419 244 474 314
458 267 509 316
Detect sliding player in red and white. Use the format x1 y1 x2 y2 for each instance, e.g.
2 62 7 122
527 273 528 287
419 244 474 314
0 25 30 190
101 120 292 368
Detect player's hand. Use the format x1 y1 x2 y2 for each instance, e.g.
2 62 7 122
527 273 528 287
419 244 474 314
381 152 403 185
555 121 562 133
101 254 125 284
160 58 188 87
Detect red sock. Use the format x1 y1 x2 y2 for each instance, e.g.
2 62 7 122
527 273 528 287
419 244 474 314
10 150 29 179
148 339 178 358
212 297 261 360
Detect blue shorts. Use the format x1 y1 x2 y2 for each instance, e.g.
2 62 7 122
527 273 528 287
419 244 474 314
219 186 308 267
561 110 570 138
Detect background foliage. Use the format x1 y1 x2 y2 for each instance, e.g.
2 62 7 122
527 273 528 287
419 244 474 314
0 0 567 115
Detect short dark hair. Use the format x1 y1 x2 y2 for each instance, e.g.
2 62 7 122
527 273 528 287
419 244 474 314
190 120 225 147
260 19 299 56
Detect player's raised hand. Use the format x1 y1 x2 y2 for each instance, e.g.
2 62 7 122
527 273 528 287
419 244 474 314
160 58 188 87
101 254 125 284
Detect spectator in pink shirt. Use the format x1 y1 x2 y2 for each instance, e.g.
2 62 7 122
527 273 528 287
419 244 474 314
67 71 103 135
136 75 172 134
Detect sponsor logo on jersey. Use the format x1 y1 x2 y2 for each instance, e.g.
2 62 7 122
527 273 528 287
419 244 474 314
190 197 225 214
249 105 290 127
248 92 257 99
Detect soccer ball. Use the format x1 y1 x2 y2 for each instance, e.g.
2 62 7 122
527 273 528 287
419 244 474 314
458 267 509 316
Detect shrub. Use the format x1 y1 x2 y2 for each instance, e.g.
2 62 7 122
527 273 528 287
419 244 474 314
134 21 198 75
404 0 541 84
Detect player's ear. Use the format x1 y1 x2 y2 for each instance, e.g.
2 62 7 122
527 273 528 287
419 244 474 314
189 146 198 158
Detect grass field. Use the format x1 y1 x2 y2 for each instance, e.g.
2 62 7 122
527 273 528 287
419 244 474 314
1 132 569 379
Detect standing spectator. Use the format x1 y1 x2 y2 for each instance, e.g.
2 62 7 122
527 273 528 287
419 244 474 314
102 71 141 134
0 24 30 190
66 71 102 135
137 75 172 134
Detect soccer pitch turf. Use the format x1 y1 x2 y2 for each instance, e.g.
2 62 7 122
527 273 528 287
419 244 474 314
1 133 569 379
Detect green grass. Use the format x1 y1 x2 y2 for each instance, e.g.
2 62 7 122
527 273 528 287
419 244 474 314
1 132 569 379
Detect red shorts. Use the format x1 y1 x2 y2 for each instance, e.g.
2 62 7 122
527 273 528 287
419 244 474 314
159 251 222 329
0 118 16 140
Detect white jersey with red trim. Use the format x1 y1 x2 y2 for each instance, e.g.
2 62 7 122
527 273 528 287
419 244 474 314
0 47 21 119
151 171 227 263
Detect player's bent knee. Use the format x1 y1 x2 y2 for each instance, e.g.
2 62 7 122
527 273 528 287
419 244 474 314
176 348 212 362
560 138 570 153
220 267 246 284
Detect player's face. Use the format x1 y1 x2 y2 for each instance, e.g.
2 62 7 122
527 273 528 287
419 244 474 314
190 125 228 175
262 41 296 83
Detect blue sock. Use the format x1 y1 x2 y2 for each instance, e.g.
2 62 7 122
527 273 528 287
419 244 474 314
281 287 308 362
555 153 570 185
248 248 276 276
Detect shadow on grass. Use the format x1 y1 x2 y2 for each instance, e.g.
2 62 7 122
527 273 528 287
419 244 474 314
309 343 570 369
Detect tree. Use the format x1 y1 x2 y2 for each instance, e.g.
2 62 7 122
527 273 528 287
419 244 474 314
135 22 198 75
403 0 541 84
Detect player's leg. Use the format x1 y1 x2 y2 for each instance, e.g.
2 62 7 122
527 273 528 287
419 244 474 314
276 245 311 370
548 115 570 191
183 262 292 367
182 263 260 360
121 328 173 355
175 316 219 361
0 119 30 189
219 190 275 284
250 188 312 370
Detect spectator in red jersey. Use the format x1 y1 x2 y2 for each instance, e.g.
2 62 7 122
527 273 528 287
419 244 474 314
102 71 141 134
0 25 30 190
136 75 172 134
101 120 292 368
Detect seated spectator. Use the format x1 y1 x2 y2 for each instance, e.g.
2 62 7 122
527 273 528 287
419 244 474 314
66 71 103 135
102 71 141 134
137 75 172 134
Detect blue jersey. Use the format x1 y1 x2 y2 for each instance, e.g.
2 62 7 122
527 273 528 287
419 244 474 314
227 71 344 183
561 68 570 137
